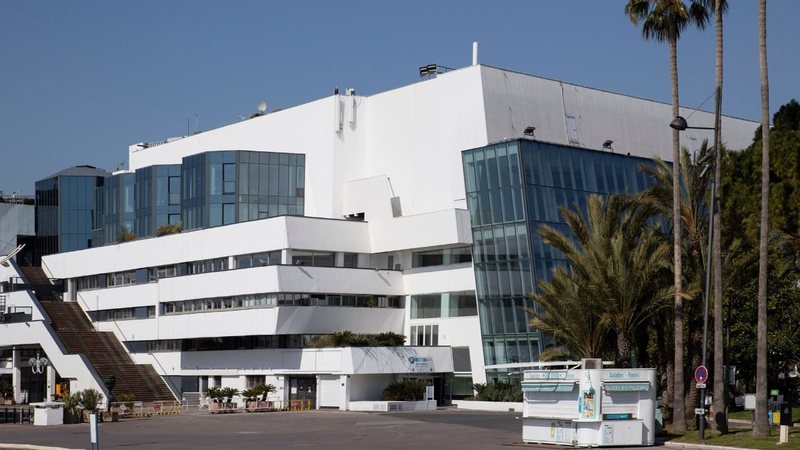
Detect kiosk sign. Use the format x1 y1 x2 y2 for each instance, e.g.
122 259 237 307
694 365 708 385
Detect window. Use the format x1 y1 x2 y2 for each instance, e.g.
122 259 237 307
150 265 177 280
410 325 438 346
412 247 472 268
223 163 236 194
235 250 280 268
107 271 136 287
246 375 266 388
223 203 235 224
342 253 358 268
566 115 579 144
168 176 180 205
411 294 441 319
291 251 334 267
448 292 478 317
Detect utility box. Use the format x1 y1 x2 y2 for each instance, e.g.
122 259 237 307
521 361 656 447
780 402 792 426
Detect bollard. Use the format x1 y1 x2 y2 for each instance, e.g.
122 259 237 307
779 425 788 444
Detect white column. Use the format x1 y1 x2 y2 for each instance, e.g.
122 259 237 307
46 365 56 402
315 375 321 410
11 346 21 403
340 375 350 411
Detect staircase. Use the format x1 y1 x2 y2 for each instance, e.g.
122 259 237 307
19 267 63 301
22 268 175 402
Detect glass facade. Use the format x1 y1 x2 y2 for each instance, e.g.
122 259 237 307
34 168 108 259
182 151 305 230
462 139 655 381
92 172 135 246
134 164 181 238
34 151 307 254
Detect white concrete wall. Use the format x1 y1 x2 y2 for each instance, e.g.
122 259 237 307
436 316 485 384
0 204 34 256
100 306 404 342
349 374 393 402
129 97 351 219
480 65 758 161
42 215 371 279
362 67 489 216
131 346 452 378
402 263 475 295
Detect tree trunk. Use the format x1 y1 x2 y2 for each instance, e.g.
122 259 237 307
712 0 728 434
754 0 770 437
669 34 686 434
617 332 631 367
685 325 702 428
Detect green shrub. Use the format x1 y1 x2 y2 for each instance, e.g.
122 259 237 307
473 381 522 402
118 228 136 243
62 393 81 416
219 387 239 399
382 379 428 401
372 332 406 346
155 222 182 237
242 384 277 399
310 331 406 348
75 388 104 411
203 386 223 401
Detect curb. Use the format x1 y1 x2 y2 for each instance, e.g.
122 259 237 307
0 444 82 450
664 441 757 450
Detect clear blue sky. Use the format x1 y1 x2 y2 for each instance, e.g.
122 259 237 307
1 1 797 195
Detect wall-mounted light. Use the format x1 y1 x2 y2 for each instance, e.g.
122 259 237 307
523 126 536 138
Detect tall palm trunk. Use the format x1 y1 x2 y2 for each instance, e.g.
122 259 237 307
712 0 728 434
669 32 686 434
753 0 770 437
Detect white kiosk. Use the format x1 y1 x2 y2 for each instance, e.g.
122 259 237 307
521 359 656 447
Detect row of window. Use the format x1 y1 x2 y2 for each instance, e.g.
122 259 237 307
409 324 439 346
127 334 330 353
92 306 156 321
76 252 261 291
411 247 472 268
409 291 477 319
162 292 405 315
75 249 366 292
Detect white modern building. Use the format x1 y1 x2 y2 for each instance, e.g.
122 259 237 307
1 61 758 408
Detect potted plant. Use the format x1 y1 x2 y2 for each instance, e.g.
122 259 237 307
243 384 277 411
0 379 13 405
62 393 81 424
219 387 239 411
77 388 104 423
204 386 244 413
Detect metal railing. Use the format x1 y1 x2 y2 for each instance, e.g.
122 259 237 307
0 406 34 424
179 395 313 414
109 401 183 417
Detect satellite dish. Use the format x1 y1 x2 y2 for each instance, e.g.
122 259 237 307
257 101 267 114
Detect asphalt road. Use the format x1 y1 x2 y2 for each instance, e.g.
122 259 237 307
0 409 526 450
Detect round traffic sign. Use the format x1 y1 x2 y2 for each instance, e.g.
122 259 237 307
694 365 709 384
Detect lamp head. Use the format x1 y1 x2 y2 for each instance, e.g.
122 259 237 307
670 116 689 131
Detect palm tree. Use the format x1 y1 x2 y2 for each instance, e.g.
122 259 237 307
753 0 770 437
636 144 713 426
711 0 730 435
532 195 672 366
625 0 711 433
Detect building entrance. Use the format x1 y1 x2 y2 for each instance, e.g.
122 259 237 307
288 376 316 409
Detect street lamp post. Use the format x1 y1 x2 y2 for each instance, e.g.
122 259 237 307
670 115 716 441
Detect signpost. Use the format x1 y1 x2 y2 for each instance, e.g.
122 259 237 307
694 365 709 441
694 365 708 386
